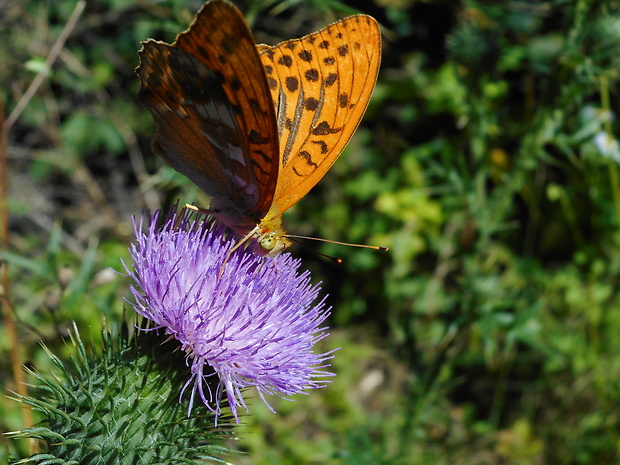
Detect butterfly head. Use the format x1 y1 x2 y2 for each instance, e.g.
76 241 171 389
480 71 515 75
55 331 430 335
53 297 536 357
257 212 292 257
257 231 292 257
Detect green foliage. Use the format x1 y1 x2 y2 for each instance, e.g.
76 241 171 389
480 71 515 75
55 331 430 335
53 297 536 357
4 0 620 463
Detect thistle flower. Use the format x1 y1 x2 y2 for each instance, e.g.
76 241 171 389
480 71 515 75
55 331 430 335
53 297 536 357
123 208 336 423
8 325 235 464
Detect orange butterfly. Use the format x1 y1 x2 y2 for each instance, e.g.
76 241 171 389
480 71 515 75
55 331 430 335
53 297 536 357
137 0 381 256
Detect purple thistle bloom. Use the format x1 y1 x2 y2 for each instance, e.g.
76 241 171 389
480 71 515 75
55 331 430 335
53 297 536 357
123 208 336 423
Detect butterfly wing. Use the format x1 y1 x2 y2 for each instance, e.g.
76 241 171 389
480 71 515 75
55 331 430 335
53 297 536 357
258 14 381 215
137 0 279 229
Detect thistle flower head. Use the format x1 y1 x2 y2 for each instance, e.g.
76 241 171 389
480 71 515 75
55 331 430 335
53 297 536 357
123 208 335 423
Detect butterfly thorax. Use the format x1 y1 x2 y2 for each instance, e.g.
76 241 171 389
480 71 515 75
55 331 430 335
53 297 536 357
210 200 291 257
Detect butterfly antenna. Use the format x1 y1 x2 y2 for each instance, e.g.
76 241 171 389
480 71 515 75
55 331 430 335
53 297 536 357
286 234 389 254
288 237 343 263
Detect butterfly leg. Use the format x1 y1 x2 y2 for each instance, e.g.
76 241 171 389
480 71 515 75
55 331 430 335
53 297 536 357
218 225 262 279
174 203 217 229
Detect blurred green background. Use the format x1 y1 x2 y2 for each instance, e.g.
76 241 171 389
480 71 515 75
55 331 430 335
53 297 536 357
3 0 620 463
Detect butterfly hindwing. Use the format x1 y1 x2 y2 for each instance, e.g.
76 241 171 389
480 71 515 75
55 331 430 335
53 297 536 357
259 14 381 215
137 0 280 225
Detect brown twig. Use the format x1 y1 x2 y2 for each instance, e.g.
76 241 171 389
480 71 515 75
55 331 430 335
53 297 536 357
1 81 37 458
0 60 38 460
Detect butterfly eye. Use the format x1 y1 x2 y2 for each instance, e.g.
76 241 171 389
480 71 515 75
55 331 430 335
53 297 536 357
259 232 278 251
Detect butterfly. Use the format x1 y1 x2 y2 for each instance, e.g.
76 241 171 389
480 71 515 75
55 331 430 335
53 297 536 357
136 0 381 256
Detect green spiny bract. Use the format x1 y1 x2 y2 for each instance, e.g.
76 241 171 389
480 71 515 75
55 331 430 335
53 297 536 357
8 323 235 465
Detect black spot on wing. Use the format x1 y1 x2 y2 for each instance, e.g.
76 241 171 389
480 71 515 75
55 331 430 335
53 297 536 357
298 50 313 62
312 121 341 135
305 97 319 111
195 43 211 60
251 151 271 177
325 73 338 87
213 69 225 84
248 129 270 144
285 76 299 92
305 69 319 82
298 150 318 167
311 140 328 154
278 55 293 67
220 36 234 54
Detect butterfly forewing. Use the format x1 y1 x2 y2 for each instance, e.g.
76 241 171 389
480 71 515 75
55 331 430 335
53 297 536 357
259 14 381 214
137 0 280 226
138 45 246 204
